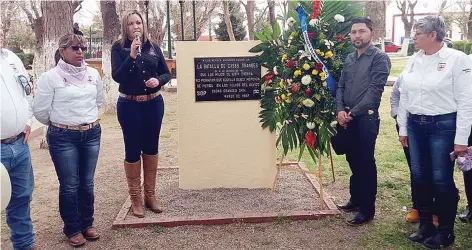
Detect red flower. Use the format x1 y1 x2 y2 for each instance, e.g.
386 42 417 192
337 35 345 43
315 63 323 71
305 131 316 149
286 60 295 68
305 88 311 96
264 72 275 81
312 1 321 9
311 13 319 19
308 32 314 39
291 83 300 93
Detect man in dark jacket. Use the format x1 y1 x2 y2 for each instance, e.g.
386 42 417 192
335 17 391 226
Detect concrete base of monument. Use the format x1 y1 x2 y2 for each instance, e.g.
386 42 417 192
163 79 177 92
112 162 340 229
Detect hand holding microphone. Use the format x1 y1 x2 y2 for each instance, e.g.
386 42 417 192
130 31 142 59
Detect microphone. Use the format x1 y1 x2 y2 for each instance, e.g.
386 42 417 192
134 31 141 57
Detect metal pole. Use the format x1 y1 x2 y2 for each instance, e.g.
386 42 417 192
179 0 185 41
166 1 172 59
192 1 197 40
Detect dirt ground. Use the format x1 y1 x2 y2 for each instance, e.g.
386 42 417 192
1 91 365 250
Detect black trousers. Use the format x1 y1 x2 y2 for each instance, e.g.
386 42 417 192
464 133 472 205
345 112 380 217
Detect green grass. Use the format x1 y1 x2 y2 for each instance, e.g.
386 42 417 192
279 87 471 249
390 58 408 78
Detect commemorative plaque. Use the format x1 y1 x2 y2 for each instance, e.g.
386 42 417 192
194 57 261 102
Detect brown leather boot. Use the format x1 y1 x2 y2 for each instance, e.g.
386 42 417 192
124 160 145 218
142 154 163 213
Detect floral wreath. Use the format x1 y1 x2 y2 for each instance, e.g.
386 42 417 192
249 0 364 163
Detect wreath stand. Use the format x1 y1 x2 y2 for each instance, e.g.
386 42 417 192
271 143 336 210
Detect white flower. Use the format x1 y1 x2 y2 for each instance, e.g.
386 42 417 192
324 39 334 48
330 121 338 127
306 122 316 129
287 17 296 27
302 99 315 107
273 66 278 75
309 19 319 27
334 14 345 23
301 75 312 85
287 79 293 85
298 45 312 60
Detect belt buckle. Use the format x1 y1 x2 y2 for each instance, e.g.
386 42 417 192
420 116 428 123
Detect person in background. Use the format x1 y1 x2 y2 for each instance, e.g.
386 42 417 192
457 54 472 223
73 23 84 36
397 16 472 249
335 17 391 226
1 38 37 250
111 10 171 218
33 34 104 247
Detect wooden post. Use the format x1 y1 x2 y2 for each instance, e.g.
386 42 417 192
271 153 284 191
328 143 335 182
318 149 324 210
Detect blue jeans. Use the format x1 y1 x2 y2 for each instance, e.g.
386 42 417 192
47 124 101 238
408 113 459 231
1 135 36 250
345 111 380 217
117 95 164 163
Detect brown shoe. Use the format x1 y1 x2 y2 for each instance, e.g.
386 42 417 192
83 227 100 241
142 154 163 213
124 160 145 218
68 233 86 247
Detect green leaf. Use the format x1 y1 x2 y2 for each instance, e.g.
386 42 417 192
249 43 269 53
264 25 273 41
273 21 281 39
254 32 268 42
298 143 306 162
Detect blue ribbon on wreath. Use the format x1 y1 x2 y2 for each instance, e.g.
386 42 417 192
296 6 336 97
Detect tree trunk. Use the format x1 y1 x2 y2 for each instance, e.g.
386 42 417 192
37 1 75 149
223 1 236 41
365 1 386 42
242 0 255 40
100 1 121 114
468 4 472 40
268 0 276 29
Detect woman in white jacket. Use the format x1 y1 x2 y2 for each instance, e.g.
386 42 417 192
33 34 104 247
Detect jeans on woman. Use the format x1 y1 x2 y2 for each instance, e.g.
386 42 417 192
47 124 101 238
408 113 459 233
117 94 164 163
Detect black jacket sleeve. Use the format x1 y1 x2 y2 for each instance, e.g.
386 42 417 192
111 43 135 84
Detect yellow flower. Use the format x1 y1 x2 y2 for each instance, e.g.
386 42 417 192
281 94 287 100
321 76 327 81
279 80 284 88
319 72 326 78
281 54 287 62
302 63 310 71
315 49 321 54
294 114 299 118
294 70 302 77
325 51 333 58
298 104 302 108
287 92 292 96
285 99 292 104
320 52 325 57
311 69 319 75
315 94 321 100
290 31 298 37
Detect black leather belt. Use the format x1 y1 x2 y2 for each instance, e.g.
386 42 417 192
1 132 24 144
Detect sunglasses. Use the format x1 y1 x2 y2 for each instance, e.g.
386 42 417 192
17 75 31 96
69 45 88 52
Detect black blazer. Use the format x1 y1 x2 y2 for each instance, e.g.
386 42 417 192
111 39 171 95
